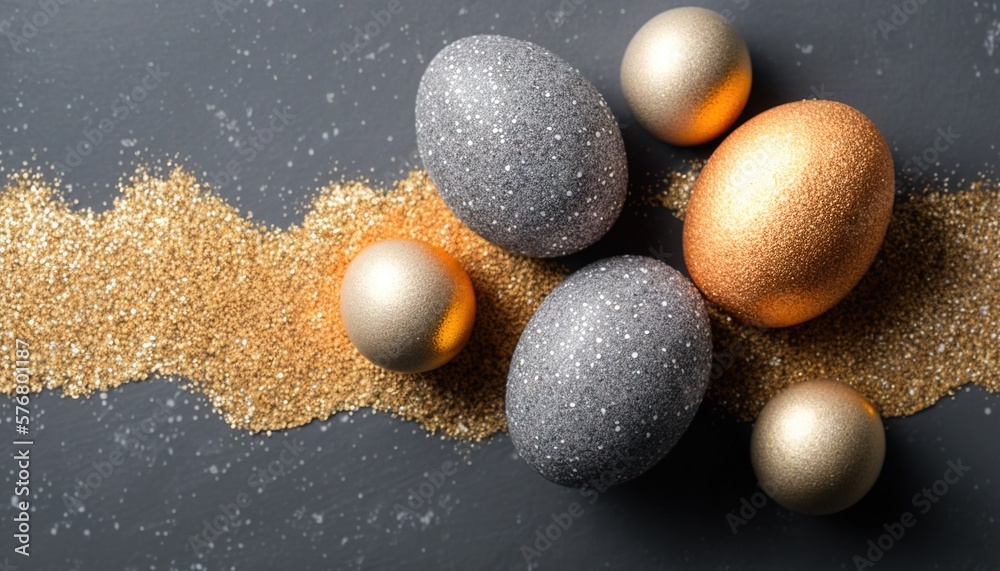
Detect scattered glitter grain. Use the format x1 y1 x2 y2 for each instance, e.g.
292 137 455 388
642 159 704 217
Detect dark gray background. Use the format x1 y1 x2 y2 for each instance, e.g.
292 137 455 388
1 0 998 569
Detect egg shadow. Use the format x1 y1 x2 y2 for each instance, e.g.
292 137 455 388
572 402 949 564
826 429 922 526
616 404 754 506
739 52 794 121
557 123 705 274
560 192 689 275
590 404 755 528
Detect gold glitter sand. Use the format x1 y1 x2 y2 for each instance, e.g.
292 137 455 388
0 168 564 439
2 165 998 436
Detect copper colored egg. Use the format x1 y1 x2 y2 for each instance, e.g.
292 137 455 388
683 100 895 328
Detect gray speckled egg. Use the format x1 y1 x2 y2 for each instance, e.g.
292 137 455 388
415 35 628 258
506 256 712 487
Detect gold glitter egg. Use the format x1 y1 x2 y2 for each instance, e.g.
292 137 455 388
683 100 895 328
751 380 886 515
340 238 476 374
620 7 752 146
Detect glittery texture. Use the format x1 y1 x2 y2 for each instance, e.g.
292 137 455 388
5 161 997 438
641 159 704 217
684 100 895 328
416 34 628 258
506 256 712 487
340 239 476 374
621 7 752 146
658 164 1000 421
0 168 565 439
751 380 886 515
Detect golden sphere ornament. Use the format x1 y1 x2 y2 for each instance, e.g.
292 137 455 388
620 7 752 146
751 380 886 515
683 100 895 328
340 239 476 373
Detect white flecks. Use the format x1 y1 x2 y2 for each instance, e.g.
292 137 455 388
987 20 1000 56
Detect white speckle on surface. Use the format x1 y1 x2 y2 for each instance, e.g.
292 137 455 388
415 34 627 257
987 20 1000 56
507 257 712 487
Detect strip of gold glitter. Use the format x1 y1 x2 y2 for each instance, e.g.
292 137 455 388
2 166 997 436
0 167 565 439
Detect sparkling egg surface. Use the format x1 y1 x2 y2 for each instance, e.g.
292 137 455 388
416 35 627 258
506 256 712 487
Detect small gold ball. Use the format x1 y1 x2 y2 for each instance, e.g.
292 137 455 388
620 7 751 146
340 239 476 373
751 380 886 515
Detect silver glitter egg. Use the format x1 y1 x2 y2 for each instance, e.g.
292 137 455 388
506 256 712 487
416 35 628 258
